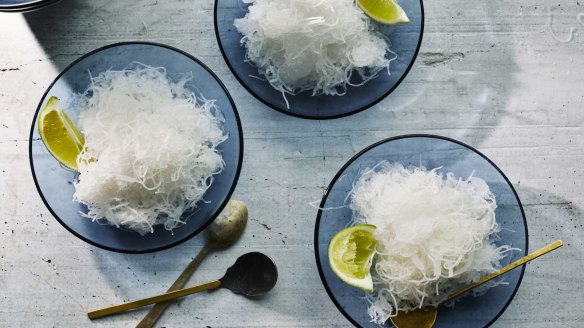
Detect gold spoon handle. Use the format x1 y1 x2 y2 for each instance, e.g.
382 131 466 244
88 279 221 320
136 244 212 328
447 240 563 301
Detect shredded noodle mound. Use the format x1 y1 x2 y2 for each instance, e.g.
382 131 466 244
73 64 226 235
234 0 394 101
350 162 515 324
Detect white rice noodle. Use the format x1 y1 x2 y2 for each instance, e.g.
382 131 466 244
234 0 394 100
73 64 226 235
349 162 516 324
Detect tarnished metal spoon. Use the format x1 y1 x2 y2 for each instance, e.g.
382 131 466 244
390 240 563 328
136 200 248 328
88 252 278 319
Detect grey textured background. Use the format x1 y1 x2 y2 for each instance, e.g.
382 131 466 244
0 0 583 327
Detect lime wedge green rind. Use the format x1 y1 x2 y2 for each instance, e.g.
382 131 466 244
38 96 84 171
328 224 377 292
357 0 410 25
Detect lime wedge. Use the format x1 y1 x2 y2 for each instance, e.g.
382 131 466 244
328 224 377 292
357 0 410 25
38 96 84 171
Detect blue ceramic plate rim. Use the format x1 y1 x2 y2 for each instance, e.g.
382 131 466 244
28 41 244 254
0 0 60 12
213 0 425 120
313 134 529 327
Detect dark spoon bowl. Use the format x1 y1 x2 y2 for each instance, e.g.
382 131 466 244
220 252 278 297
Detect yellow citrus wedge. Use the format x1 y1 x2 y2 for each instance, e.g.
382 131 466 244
357 0 410 25
328 224 377 292
38 96 84 171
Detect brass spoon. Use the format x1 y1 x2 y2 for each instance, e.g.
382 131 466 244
135 200 248 328
88 252 278 319
390 240 563 328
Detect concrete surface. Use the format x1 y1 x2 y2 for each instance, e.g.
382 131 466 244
0 0 583 327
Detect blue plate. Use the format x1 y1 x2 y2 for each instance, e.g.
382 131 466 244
0 0 60 12
29 42 243 253
214 0 424 119
314 135 528 327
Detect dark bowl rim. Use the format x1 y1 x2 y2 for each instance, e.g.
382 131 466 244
213 0 425 120
28 41 244 254
313 133 529 327
0 0 60 12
